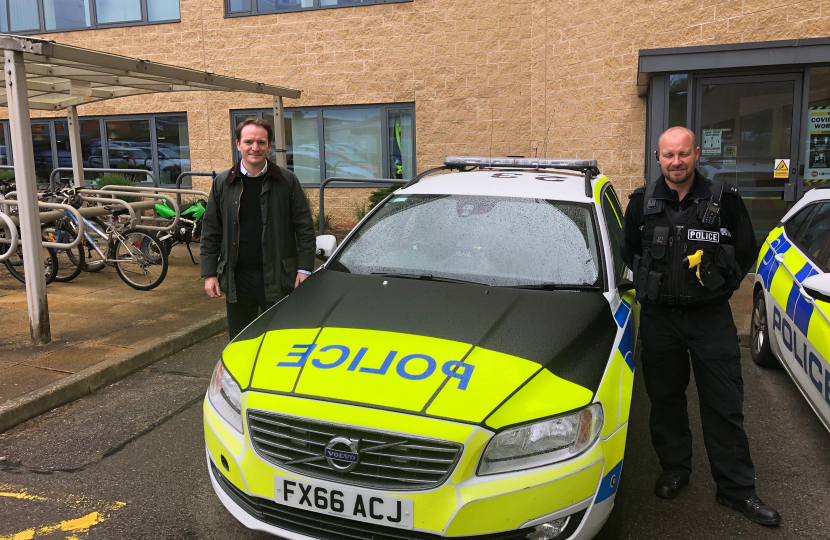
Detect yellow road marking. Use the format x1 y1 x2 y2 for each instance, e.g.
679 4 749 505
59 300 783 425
0 511 103 540
0 489 48 502
0 484 125 539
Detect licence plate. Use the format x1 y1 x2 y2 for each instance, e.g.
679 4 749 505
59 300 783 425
275 477 414 529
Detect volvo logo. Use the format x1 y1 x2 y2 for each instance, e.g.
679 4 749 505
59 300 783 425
324 437 360 473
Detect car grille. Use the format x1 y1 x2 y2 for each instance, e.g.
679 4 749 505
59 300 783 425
211 461 585 540
247 410 463 491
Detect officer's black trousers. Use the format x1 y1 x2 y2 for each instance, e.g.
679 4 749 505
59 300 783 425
640 301 757 500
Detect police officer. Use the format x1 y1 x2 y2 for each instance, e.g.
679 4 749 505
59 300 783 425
620 127 780 526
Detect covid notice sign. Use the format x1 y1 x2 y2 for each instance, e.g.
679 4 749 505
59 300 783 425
807 107 830 184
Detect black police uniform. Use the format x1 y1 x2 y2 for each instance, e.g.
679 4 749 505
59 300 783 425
620 170 759 500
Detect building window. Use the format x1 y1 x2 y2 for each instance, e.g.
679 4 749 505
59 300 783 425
668 74 688 129
226 0 411 16
1 112 190 186
231 104 415 186
0 0 180 34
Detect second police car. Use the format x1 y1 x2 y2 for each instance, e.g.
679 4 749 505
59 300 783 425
752 186 830 430
204 157 639 540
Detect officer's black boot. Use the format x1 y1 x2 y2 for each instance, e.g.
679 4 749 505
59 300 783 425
716 492 781 526
654 470 690 499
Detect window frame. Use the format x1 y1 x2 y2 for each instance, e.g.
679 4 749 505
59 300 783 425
0 111 191 187
794 201 830 272
1 0 181 35
231 102 416 188
225 0 412 18
600 183 627 285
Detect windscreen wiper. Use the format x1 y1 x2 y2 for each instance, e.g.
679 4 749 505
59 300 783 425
371 272 487 286
504 283 601 291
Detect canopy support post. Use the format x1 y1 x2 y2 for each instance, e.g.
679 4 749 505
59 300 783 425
272 96 286 168
5 49 50 344
66 104 84 188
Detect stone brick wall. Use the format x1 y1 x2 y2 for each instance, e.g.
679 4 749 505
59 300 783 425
537 0 830 202
3 0 829 220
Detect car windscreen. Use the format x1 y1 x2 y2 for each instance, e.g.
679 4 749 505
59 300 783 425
329 194 602 288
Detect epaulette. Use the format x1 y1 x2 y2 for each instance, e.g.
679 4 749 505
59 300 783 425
706 179 739 196
629 187 645 199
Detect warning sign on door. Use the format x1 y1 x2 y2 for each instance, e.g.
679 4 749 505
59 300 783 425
774 158 790 179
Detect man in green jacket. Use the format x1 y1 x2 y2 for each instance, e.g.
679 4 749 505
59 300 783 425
200 117 316 339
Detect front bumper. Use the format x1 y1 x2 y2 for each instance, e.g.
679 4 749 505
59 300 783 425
204 395 626 540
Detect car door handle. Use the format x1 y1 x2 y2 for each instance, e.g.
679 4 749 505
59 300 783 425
774 254 786 263
799 287 814 303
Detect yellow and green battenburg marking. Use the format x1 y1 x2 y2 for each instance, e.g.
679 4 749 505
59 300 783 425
221 327 599 425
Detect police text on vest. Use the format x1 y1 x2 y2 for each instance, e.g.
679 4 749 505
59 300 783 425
687 229 720 243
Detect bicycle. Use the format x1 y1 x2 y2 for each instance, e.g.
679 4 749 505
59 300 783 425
1 227 59 285
50 188 169 290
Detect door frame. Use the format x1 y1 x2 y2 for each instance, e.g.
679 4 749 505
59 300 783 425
690 71 804 205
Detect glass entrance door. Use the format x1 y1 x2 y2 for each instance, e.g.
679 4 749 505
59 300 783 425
694 73 803 244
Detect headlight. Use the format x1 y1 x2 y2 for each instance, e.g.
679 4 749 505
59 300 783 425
479 403 603 475
208 361 243 433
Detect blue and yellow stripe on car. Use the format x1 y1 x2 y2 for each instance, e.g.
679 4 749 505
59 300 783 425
757 228 830 362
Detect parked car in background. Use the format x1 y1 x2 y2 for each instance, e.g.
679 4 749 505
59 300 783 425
752 187 830 431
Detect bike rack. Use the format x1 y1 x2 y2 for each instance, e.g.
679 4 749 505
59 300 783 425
100 185 206 233
317 177 407 236
100 184 209 200
175 171 215 205
0 210 18 261
0 193 13 216
49 167 160 191
79 189 180 233
0 199 85 249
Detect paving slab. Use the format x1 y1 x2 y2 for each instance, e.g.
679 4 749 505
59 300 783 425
25 343 131 373
0 242 226 431
0 365 68 403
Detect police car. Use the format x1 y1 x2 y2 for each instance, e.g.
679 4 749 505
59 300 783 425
204 157 639 540
752 187 830 431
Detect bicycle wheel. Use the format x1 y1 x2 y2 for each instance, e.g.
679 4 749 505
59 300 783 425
113 228 168 290
141 232 170 262
4 238 58 285
44 224 85 282
82 238 106 272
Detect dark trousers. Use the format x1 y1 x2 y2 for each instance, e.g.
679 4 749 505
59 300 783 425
640 302 756 500
226 268 277 340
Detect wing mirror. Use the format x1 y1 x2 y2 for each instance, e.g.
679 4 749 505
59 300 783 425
803 273 830 303
617 277 636 293
316 234 337 261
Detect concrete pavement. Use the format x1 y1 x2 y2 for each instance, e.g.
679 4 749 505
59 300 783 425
0 243 226 431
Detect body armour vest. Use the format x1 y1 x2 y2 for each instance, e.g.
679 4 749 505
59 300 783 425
633 180 740 306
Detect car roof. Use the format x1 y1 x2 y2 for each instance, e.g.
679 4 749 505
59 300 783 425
397 168 601 203
782 186 830 222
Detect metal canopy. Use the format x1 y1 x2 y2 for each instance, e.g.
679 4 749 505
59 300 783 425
0 34 300 345
0 34 301 111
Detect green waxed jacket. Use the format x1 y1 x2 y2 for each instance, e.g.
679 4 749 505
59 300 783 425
199 160 316 303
